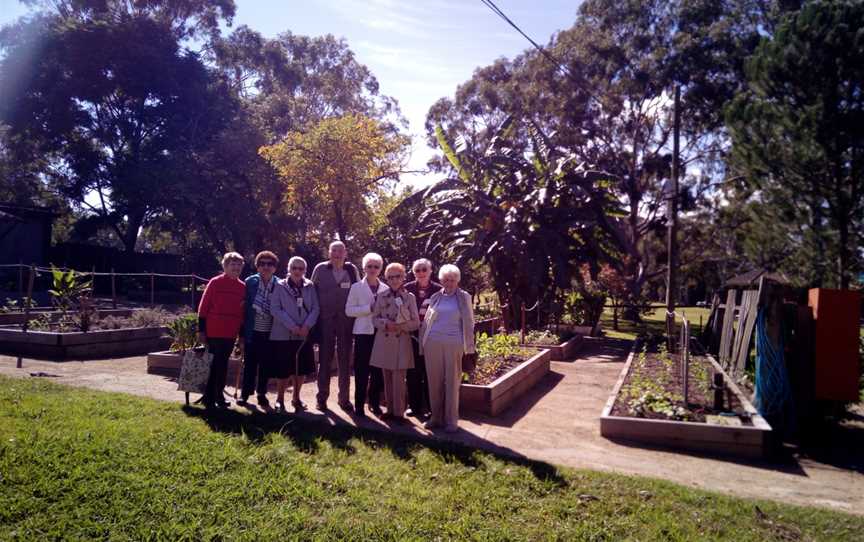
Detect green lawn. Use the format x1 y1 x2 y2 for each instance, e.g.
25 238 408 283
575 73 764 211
600 304 712 342
1 377 861 541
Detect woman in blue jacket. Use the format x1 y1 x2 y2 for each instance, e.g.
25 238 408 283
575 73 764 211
270 256 320 412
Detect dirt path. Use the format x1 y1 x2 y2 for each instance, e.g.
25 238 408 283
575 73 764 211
2 338 862 515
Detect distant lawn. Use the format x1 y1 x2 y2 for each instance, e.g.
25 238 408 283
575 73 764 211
601 304 712 342
1 377 862 540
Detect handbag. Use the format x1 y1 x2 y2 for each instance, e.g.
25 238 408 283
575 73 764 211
461 352 478 373
178 345 213 397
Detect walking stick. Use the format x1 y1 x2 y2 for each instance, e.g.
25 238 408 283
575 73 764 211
233 342 244 400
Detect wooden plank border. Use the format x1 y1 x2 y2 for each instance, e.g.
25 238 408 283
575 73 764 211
600 341 773 458
460 348 551 416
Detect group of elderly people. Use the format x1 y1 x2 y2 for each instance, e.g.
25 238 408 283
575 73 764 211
196 241 475 432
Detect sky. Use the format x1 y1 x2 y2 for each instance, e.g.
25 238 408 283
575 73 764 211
0 0 582 188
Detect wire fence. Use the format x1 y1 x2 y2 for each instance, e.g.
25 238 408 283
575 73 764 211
0 263 211 310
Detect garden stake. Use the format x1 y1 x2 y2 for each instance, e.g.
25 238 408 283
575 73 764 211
18 265 35 369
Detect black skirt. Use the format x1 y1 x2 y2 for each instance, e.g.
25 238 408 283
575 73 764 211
272 339 315 378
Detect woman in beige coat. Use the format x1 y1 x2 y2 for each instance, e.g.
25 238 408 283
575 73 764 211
370 262 420 421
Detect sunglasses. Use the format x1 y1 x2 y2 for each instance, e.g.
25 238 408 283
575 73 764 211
386 274 404 280
414 267 429 272
365 264 381 269
290 266 306 271
257 261 276 268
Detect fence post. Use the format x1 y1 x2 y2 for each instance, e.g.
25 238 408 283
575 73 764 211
150 273 155 308
520 303 526 345
111 268 117 309
18 265 35 369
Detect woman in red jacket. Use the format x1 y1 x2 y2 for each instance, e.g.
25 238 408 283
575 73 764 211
198 252 246 409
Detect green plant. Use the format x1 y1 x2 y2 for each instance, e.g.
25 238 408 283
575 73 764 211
0 298 35 313
524 329 564 346
168 313 198 353
476 332 521 360
47 267 93 331
629 390 689 420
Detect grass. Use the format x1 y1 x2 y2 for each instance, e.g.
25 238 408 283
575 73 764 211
600 304 712 342
2 376 862 541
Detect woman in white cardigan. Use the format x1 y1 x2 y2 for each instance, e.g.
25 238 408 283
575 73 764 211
344 252 389 418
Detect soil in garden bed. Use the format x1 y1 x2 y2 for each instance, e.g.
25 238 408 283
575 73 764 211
464 348 537 386
610 346 746 424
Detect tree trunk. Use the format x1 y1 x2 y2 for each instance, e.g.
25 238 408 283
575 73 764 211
122 210 146 254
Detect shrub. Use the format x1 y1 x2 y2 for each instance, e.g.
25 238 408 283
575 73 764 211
129 308 173 328
168 313 198 353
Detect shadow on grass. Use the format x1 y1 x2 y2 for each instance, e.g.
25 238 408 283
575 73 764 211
180 404 569 487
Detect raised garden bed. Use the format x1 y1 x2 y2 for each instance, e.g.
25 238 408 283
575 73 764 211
523 329 583 361
460 347 551 416
0 308 142 326
147 350 241 379
0 326 170 360
600 342 772 458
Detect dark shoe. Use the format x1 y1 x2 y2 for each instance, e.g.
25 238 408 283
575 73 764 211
338 401 354 413
236 396 249 407
215 399 231 409
369 405 383 416
317 401 329 412
275 400 286 413
257 395 270 409
292 400 306 412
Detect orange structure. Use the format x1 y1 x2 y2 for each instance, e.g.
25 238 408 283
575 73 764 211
808 288 861 401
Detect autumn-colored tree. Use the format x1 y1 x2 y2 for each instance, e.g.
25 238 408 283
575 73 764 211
259 113 409 246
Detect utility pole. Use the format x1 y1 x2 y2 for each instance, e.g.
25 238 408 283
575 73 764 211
666 86 681 350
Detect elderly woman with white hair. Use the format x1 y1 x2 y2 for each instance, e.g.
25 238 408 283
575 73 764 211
370 262 420 422
345 252 389 418
419 264 476 432
270 256 320 412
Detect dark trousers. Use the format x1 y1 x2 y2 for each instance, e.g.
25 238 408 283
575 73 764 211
241 332 271 399
353 333 382 409
317 314 354 404
407 334 430 414
203 338 234 405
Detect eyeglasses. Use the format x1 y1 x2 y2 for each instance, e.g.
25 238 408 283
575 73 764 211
365 264 381 269
386 274 404 280
290 266 305 271
257 261 276 268
414 267 429 273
